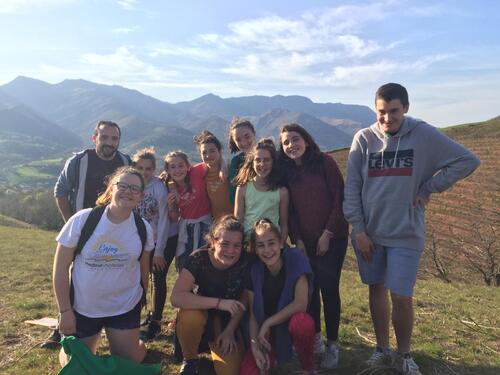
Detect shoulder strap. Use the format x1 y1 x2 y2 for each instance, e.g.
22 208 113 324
74 205 106 260
133 212 147 260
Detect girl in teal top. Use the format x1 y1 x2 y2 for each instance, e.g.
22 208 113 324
234 139 289 246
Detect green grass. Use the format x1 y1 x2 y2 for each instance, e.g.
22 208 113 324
0 225 498 374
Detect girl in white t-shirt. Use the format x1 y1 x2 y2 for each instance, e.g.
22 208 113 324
53 166 155 366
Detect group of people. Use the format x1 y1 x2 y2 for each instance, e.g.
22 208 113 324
50 83 480 375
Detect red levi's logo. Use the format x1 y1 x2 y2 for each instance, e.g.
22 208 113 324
368 149 414 177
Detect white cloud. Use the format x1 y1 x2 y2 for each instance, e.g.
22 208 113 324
116 0 136 11
112 26 139 34
0 0 75 13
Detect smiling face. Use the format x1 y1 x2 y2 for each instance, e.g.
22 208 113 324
111 173 143 210
253 148 273 179
280 131 308 164
376 98 409 134
232 126 255 154
211 230 243 269
199 142 221 169
134 158 155 185
166 156 189 185
254 229 282 270
93 124 120 160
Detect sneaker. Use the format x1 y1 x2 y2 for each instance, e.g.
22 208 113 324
179 359 199 375
366 347 393 367
393 353 422 375
140 320 161 341
313 333 326 354
320 343 339 369
40 329 61 349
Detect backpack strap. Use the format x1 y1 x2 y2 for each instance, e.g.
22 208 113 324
133 211 147 260
74 205 106 260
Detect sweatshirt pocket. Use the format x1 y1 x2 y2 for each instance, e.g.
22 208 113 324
365 200 424 239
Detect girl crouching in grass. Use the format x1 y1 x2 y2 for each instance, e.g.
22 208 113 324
171 215 249 375
240 219 316 375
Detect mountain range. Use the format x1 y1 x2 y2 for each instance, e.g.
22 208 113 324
0 76 375 175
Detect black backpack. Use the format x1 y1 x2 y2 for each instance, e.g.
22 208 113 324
74 205 147 260
69 205 147 305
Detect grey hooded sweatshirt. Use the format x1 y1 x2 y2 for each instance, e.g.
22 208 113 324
343 116 480 251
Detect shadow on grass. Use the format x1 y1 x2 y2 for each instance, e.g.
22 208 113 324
144 338 500 375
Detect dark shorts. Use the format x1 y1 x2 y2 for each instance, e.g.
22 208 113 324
74 302 141 338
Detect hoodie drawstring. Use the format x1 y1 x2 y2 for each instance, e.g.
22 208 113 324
381 136 401 169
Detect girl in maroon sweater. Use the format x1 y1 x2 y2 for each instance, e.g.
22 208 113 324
278 123 349 370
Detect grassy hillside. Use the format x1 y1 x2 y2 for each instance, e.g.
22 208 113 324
0 225 498 374
330 117 500 285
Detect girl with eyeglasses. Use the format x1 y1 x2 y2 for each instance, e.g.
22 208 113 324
53 166 155 367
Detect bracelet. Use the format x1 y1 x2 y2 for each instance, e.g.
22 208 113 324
250 338 258 345
215 298 221 310
59 307 72 314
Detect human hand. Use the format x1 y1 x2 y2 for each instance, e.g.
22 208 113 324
216 328 237 355
413 195 430 208
217 299 246 316
167 193 178 210
316 231 332 256
251 343 270 372
257 321 272 352
355 232 375 262
153 256 167 271
58 310 76 336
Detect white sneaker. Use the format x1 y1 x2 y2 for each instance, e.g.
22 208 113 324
313 333 325 354
393 353 422 375
320 343 339 369
366 347 393 367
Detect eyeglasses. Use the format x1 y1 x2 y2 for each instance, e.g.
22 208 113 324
114 182 142 194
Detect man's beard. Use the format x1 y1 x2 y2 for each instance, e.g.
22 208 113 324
97 145 116 158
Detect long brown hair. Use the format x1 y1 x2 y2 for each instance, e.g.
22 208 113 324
233 138 280 190
95 166 145 206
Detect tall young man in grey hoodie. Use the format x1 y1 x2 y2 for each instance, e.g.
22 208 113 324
343 83 480 375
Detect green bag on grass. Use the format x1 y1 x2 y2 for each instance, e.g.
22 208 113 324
58 336 161 375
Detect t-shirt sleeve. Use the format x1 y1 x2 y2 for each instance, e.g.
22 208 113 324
184 251 202 283
190 163 207 182
142 219 155 252
55 208 92 248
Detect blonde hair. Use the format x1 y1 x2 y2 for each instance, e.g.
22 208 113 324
132 146 156 169
95 166 145 206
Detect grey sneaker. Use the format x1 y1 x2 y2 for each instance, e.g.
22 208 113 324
366 347 393 367
313 333 326 354
320 343 339 369
393 353 422 375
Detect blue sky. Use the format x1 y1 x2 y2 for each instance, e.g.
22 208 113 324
1 0 499 126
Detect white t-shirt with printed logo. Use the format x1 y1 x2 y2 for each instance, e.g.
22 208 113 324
56 206 154 318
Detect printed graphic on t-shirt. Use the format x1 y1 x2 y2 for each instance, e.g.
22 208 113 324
84 240 130 269
178 188 199 210
368 149 414 177
135 194 158 223
207 178 222 193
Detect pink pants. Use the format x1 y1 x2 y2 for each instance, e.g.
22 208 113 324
240 312 315 374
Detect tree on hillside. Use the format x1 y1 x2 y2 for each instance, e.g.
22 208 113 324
426 231 451 283
453 222 499 286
